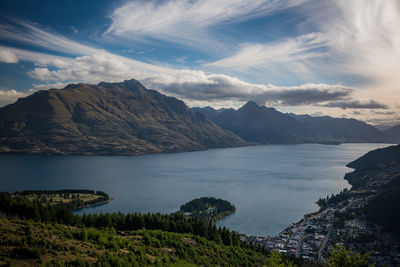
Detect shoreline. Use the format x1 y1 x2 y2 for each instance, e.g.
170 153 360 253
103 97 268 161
0 142 395 157
72 197 114 211
242 158 400 265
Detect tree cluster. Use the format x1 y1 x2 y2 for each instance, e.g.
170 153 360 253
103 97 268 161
0 192 239 246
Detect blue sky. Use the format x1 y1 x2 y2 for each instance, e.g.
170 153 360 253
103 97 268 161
0 0 399 126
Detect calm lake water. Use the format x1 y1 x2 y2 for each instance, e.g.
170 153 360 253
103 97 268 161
0 143 391 236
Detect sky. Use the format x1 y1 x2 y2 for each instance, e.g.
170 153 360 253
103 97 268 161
0 0 399 127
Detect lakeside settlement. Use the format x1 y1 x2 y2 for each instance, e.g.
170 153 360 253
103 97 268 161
242 162 400 266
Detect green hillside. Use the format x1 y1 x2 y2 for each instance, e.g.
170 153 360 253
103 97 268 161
0 219 293 267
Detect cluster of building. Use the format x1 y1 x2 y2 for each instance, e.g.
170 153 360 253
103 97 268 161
242 163 400 266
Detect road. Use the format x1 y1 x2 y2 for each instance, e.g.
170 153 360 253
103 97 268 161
318 230 331 261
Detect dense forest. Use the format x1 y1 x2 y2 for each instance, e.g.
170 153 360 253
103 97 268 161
179 197 236 223
0 219 297 266
0 192 240 247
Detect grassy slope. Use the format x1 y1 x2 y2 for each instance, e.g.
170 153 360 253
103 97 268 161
0 219 289 267
18 193 102 206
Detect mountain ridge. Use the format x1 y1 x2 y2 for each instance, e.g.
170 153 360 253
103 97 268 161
0 79 246 155
193 102 393 144
347 144 400 170
1 79 395 156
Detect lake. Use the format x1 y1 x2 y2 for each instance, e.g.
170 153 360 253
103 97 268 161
0 143 391 236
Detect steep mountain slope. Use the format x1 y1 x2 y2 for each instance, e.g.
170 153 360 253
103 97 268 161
347 144 400 170
0 79 245 155
193 102 391 144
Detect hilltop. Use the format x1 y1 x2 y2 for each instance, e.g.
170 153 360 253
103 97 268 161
0 79 245 155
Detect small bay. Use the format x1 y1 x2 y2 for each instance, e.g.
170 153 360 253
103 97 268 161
0 143 390 236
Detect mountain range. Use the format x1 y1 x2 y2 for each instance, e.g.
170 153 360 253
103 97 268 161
193 101 393 144
0 79 396 155
0 79 245 155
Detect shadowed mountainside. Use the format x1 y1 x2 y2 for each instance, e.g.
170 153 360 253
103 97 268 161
347 144 400 170
0 79 246 155
194 101 311 144
193 101 392 144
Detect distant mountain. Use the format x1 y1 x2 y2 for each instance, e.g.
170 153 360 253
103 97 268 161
194 101 311 144
193 101 392 144
292 114 388 143
0 79 246 155
373 124 392 131
347 144 400 170
383 124 400 142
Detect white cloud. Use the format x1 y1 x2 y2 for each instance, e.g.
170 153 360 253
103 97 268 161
325 0 400 90
105 0 305 51
31 82 70 91
207 0 400 96
2 48 366 111
0 20 354 109
0 21 173 76
207 32 328 76
0 49 18 63
0 89 36 106
0 45 80 70
27 53 139 83
0 21 97 56
142 70 353 106
23 52 353 109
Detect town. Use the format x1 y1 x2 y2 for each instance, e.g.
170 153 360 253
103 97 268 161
242 162 400 266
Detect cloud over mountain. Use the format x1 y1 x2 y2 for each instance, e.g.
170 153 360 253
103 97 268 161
143 71 353 106
323 100 388 110
0 0 398 126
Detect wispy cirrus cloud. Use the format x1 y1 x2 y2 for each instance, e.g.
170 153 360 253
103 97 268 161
0 45 73 66
0 15 390 116
0 49 18 63
0 20 174 75
207 0 400 96
0 21 97 56
324 0 400 90
207 32 328 77
104 0 306 51
0 18 356 110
